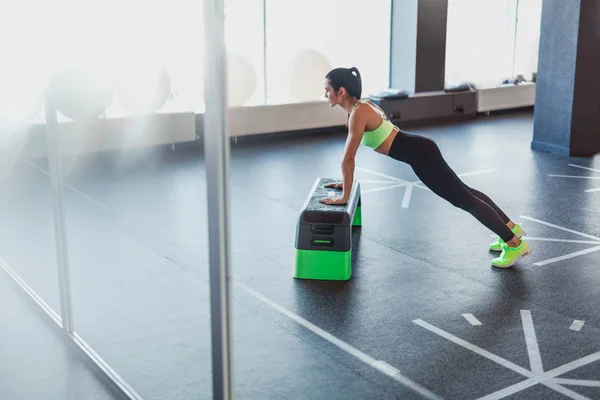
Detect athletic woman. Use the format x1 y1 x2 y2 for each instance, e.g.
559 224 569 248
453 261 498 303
319 67 531 268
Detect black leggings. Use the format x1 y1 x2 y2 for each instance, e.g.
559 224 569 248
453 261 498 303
388 131 515 243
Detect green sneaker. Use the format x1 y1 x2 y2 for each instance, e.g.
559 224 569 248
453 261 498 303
489 224 526 252
491 239 532 268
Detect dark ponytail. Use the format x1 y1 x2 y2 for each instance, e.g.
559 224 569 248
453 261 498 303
325 66 362 99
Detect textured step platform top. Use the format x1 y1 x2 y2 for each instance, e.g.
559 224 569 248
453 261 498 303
298 178 361 225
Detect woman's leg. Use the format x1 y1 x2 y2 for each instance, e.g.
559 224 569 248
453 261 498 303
390 132 515 243
464 187 510 225
438 153 527 242
387 131 531 267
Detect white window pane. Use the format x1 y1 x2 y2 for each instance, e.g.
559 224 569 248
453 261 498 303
225 0 265 107
265 0 391 105
445 0 517 87
514 0 542 80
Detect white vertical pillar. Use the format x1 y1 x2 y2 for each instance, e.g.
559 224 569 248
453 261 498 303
45 100 74 334
203 0 234 399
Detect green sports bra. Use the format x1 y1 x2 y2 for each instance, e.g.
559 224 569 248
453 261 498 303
352 101 395 150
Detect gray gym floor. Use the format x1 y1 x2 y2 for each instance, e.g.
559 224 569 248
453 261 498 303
1 110 599 400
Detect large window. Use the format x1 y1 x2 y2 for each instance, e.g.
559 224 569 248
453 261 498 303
513 0 543 80
2 0 391 126
445 0 542 88
2 0 544 124
264 0 392 105
445 0 518 88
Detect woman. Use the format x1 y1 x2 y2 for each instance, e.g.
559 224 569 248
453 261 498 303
319 66 531 268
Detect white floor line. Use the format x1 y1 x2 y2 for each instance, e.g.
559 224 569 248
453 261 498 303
413 319 533 377
504 237 600 246
548 175 600 180
1 258 144 400
462 313 482 326
0 258 62 326
26 161 108 210
456 169 496 177
521 310 544 374
542 381 592 400
568 164 600 174
534 246 600 267
544 351 600 379
401 184 414 208
235 281 441 400
416 316 600 400
553 378 600 387
483 350 600 400
519 216 600 242
585 187 600 193
356 167 410 184
476 377 544 400
478 378 591 400
361 183 407 194
358 180 404 184
569 320 585 331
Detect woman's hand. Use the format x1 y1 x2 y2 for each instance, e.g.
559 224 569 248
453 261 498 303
324 182 343 190
320 196 348 205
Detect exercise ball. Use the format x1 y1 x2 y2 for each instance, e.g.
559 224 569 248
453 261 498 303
288 49 331 102
227 53 256 106
115 66 171 115
46 67 114 121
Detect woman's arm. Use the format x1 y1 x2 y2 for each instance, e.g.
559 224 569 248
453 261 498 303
321 110 365 204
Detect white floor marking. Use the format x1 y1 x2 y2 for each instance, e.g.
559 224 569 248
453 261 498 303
413 319 533 376
570 320 585 331
401 184 414 208
554 378 600 387
550 164 600 195
415 311 600 400
521 310 544 374
513 216 600 266
1 258 62 326
26 161 108 210
234 281 441 400
356 167 410 184
519 216 600 241
568 164 600 174
372 360 402 377
357 166 495 208
359 180 405 184
361 183 407 194
455 169 497 177
534 246 600 267
462 313 482 326
548 175 600 180
542 381 592 400
476 377 546 400
497 237 600 246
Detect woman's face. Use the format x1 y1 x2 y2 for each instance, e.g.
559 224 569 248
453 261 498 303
324 81 342 107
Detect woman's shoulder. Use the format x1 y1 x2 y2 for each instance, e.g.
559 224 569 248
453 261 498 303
355 100 385 117
354 100 376 112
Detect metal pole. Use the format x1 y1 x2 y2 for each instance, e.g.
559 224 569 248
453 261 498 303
44 99 74 334
262 0 268 104
203 0 234 399
511 0 520 78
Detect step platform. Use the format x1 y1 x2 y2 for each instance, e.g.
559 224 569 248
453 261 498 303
293 178 361 281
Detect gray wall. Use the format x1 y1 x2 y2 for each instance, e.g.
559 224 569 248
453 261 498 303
390 0 448 93
532 0 600 156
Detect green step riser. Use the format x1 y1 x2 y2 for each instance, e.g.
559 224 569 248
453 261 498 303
352 206 362 226
293 249 351 281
